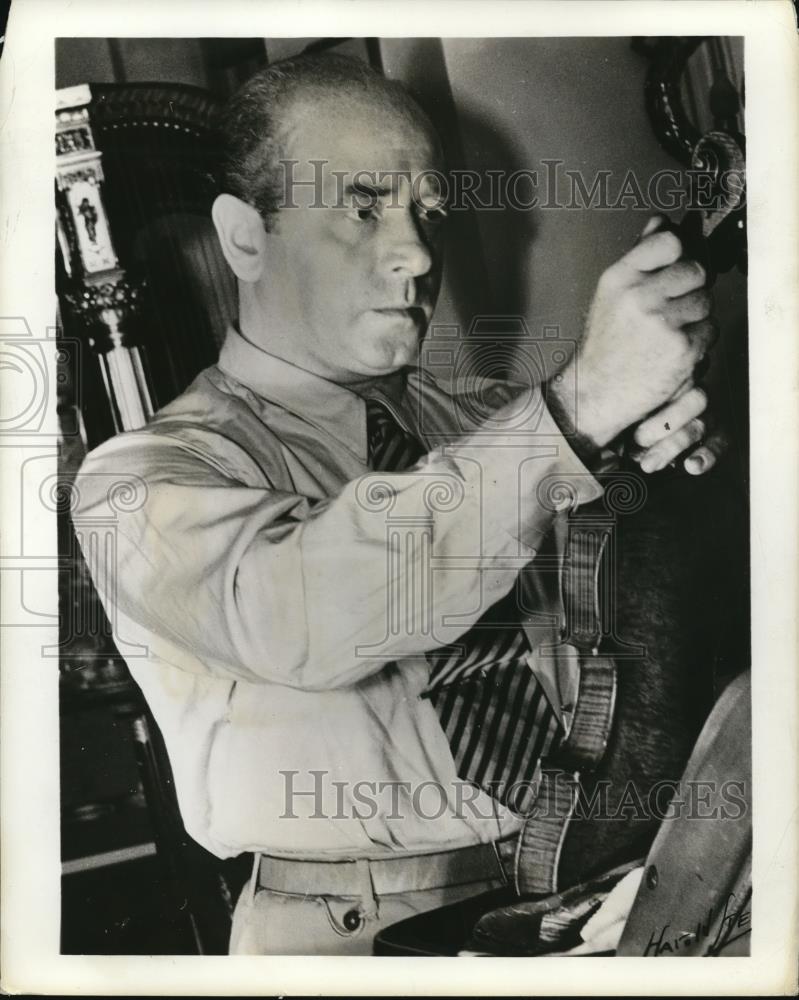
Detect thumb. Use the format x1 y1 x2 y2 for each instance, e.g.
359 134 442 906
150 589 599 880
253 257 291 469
622 225 682 273
638 213 668 241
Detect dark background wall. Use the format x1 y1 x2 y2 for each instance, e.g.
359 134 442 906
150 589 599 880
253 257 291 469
56 37 267 94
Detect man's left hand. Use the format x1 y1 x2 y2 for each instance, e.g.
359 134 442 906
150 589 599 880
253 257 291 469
629 385 729 475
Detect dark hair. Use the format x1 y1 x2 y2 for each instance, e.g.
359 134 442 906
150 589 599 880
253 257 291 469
220 52 436 229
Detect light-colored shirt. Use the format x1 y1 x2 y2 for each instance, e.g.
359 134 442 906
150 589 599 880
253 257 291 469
73 327 602 860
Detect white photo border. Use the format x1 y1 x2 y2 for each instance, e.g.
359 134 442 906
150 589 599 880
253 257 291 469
1 0 797 994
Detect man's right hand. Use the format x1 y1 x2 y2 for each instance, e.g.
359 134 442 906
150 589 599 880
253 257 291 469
556 216 717 449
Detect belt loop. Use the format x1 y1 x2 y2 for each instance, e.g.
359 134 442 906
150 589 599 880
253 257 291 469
249 852 261 905
355 859 379 919
490 839 509 885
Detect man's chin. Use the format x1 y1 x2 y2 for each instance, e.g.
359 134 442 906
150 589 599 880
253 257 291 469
357 330 424 375
375 340 422 374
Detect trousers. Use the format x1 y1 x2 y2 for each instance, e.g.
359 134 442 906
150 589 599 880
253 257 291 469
228 851 510 955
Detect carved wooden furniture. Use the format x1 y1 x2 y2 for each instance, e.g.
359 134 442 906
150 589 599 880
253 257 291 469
56 81 234 441
56 81 246 955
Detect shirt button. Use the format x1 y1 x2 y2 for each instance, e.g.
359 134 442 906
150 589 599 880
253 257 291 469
343 908 363 932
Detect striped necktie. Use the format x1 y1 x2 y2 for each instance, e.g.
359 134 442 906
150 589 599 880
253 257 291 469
365 397 560 814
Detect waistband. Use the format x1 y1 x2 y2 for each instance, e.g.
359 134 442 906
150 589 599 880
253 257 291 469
255 838 517 898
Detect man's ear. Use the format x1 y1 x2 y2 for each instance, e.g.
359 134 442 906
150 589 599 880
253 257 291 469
212 194 267 282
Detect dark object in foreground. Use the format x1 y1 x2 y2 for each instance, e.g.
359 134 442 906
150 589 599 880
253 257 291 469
469 858 643 956
375 671 750 958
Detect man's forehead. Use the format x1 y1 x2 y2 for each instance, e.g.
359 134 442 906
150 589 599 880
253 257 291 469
283 90 443 180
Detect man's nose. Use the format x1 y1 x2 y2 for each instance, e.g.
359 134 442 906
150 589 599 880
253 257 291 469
380 209 434 279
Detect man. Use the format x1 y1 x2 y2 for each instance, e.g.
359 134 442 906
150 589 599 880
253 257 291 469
73 53 717 954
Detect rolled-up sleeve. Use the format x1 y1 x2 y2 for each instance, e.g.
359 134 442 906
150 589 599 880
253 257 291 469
73 388 602 690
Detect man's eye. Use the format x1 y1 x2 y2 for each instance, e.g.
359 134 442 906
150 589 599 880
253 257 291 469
418 204 449 224
346 202 379 223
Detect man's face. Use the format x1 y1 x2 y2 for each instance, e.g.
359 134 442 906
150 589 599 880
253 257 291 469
262 91 446 383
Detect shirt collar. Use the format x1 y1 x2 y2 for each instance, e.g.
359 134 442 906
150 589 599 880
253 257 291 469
217 325 412 464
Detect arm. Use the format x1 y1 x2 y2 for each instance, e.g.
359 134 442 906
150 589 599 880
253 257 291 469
73 389 600 692
76 217 712 692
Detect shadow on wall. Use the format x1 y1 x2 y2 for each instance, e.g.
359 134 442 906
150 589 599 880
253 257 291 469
442 94 747 430
446 103 540 321
436 36 748 474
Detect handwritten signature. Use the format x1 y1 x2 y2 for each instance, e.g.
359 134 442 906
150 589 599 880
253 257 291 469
644 891 751 956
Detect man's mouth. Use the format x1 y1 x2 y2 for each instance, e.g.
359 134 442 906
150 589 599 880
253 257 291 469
372 306 427 325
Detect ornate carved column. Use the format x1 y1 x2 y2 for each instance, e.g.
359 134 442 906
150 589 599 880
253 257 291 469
56 84 154 433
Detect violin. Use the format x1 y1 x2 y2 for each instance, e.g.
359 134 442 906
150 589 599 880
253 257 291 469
510 36 748 902
641 35 746 282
